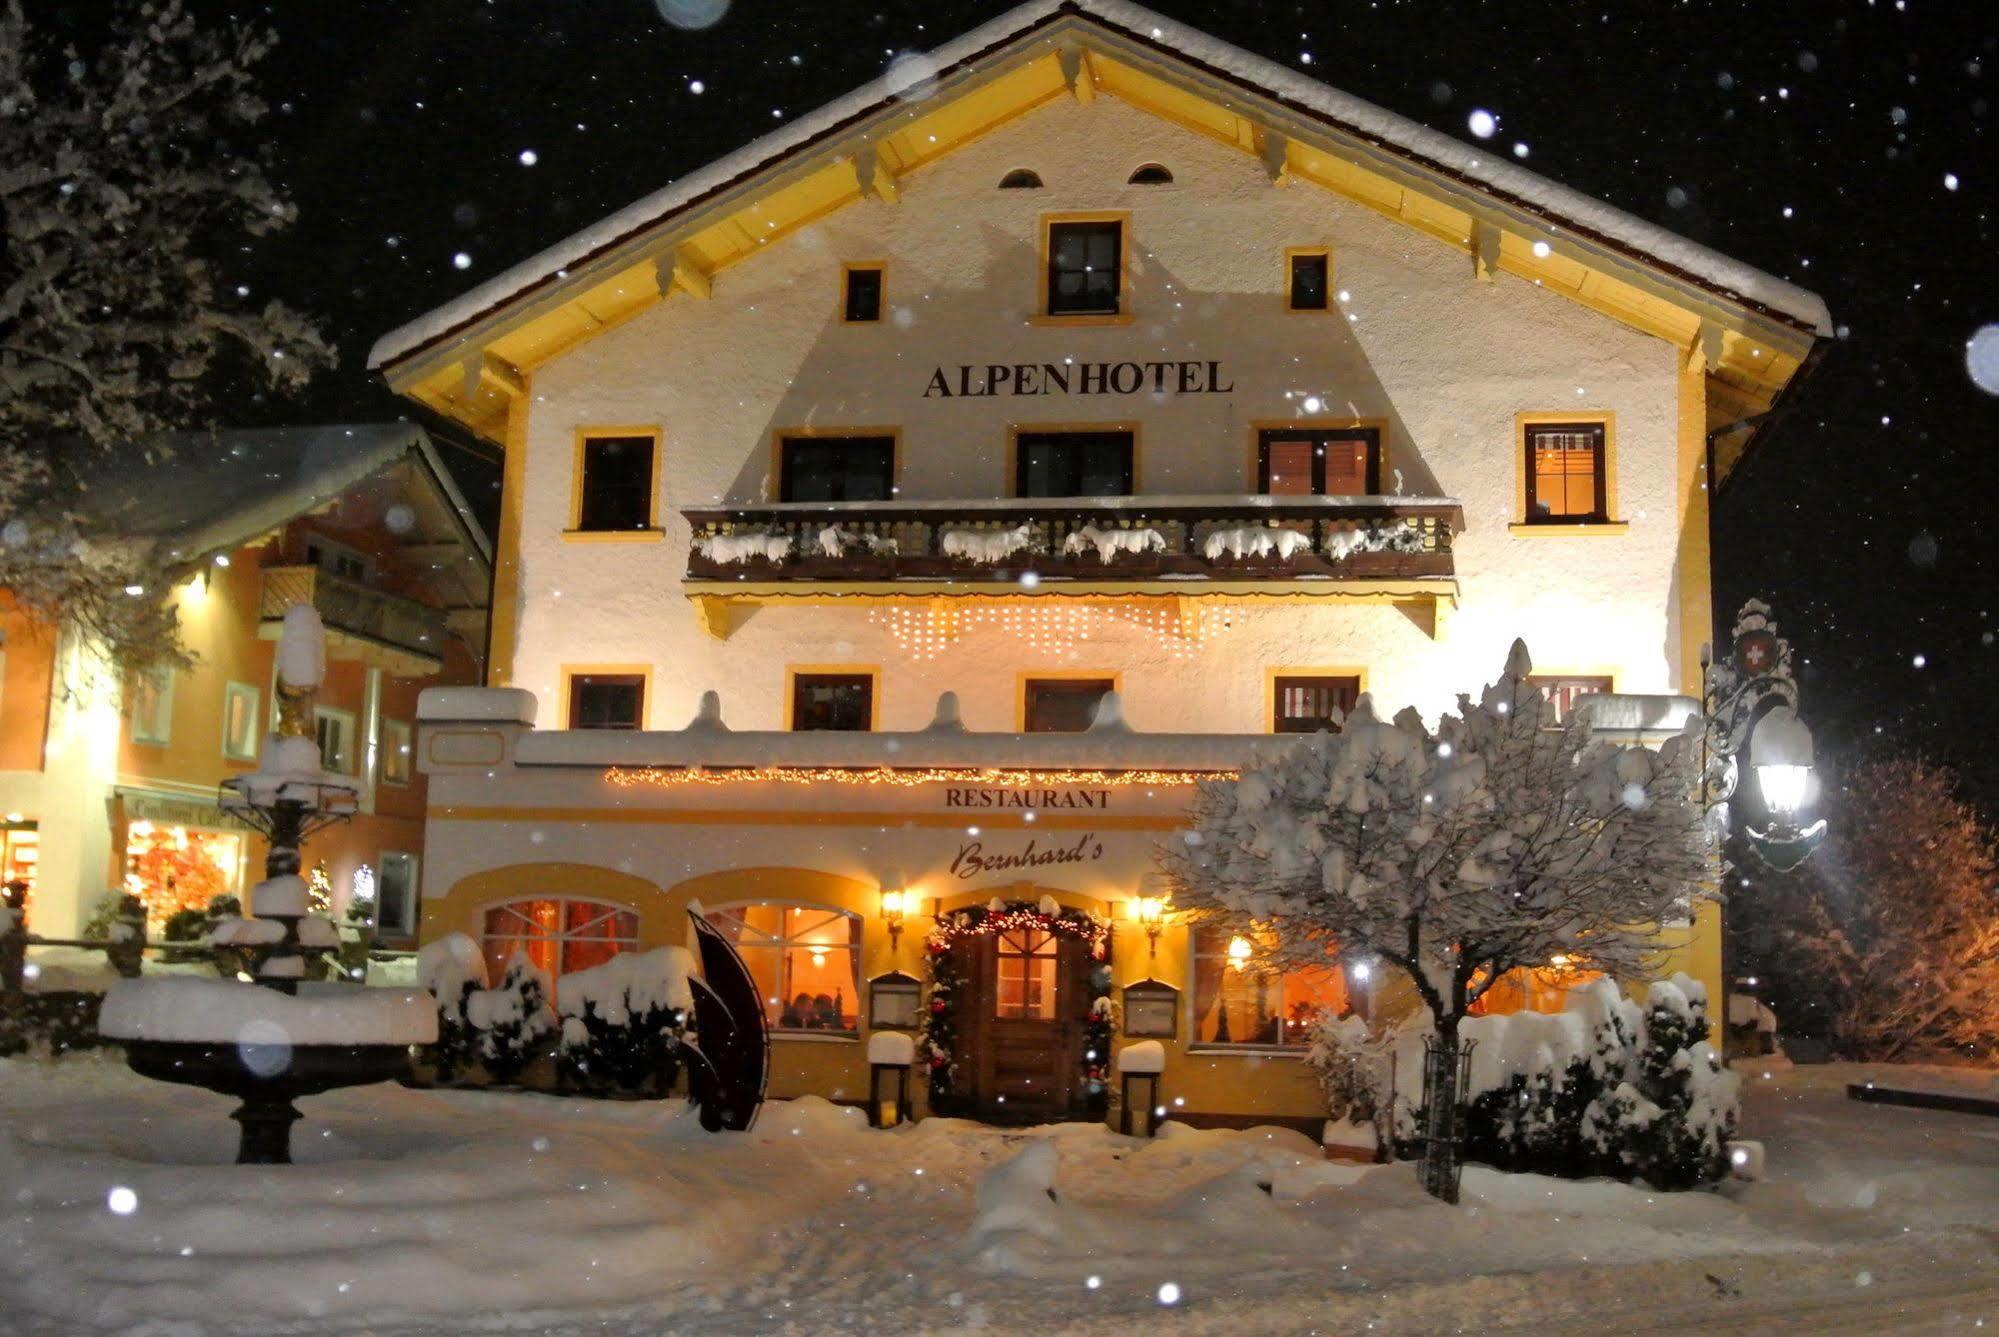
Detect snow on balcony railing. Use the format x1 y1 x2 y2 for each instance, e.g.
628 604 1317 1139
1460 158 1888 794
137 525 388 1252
260 566 448 664
680 495 1462 585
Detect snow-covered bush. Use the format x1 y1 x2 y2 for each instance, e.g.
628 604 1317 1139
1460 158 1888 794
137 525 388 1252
467 952 556 1084
1391 976 1740 1189
1306 1012 1400 1150
416 933 489 1083
555 947 694 1097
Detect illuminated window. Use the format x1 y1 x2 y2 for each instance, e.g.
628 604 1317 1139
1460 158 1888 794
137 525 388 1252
567 673 645 730
790 673 873 731
1286 250 1330 310
1190 926 1349 1047
1046 219 1122 315
1023 677 1114 733
123 821 242 929
995 926 1059 1019
1258 428 1380 496
1528 675 1613 725
1015 430 1133 497
313 707 356 773
707 904 862 1034
1524 422 1607 522
129 666 175 747
778 436 895 502
574 434 657 532
1272 674 1360 734
379 718 413 784
221 681 261 761
482 897 637 986
841 265 883 323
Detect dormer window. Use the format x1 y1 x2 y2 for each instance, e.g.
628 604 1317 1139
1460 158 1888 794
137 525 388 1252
1127 163 1173 184
998 168 1043 189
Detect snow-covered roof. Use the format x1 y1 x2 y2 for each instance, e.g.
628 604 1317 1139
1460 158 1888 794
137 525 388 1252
370 0 1829 375
63 422 491 570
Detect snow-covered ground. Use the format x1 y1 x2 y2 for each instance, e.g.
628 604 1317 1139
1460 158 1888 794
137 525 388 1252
0 1057 1995 1335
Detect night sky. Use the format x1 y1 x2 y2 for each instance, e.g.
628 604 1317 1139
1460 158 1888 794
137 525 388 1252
183 0 1997 811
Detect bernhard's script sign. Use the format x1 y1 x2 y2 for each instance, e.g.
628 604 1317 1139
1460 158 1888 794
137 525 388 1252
949 832 1106 880
923 360 1232 399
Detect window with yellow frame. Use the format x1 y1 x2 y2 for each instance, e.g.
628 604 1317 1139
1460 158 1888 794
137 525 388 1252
1038 213 1131 321
1513 413 1622 531
567 428 661 538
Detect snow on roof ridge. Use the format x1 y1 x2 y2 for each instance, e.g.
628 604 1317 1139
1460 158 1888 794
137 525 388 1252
368 0 1828 371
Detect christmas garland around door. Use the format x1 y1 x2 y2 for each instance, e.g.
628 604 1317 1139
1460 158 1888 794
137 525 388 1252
919 897 1114 1114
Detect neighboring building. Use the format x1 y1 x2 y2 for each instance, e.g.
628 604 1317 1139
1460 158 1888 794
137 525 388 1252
374 2 1828 1125
0 424 491 943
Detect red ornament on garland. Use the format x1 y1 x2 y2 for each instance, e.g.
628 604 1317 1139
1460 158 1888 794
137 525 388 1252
929 998 947 1014
929 1054 947 1069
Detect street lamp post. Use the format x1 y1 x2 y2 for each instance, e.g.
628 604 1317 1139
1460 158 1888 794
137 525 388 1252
1700 599 1827 872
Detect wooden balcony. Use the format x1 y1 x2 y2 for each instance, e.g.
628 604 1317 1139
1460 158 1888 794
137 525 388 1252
259 565 450 675
680 496 1463 638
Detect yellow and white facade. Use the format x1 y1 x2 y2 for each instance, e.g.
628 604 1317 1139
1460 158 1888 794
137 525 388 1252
381 1 1826 1125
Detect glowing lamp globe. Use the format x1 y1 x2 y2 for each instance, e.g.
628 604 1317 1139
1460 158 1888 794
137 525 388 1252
1750 705 1814 817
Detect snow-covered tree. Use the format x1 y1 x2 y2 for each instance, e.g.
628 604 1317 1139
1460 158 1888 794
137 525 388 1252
0 0 331 673
1161 641 1710 1201
1743 757 1999 1062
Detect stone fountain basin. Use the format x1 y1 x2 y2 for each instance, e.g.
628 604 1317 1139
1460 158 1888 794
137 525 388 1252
100 978 437 1163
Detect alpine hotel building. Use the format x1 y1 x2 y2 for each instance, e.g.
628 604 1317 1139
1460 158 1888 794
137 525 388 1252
372 1 1831 1128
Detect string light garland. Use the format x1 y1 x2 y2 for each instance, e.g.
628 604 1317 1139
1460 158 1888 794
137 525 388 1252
606 765 1238 789
866 599 1235 661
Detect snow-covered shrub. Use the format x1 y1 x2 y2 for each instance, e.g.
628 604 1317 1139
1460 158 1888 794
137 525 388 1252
1324 523 1426 559
416 932 489 1083
814 526 897 558
1306 1012 1400 1151
1621 976 1738 1189
1394 976 1740 1189
555 947 694 1097
467 952 556 1084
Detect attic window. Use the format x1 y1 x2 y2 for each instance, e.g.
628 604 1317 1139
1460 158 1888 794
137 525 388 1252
998 168 1043 189
1127 163 1173 185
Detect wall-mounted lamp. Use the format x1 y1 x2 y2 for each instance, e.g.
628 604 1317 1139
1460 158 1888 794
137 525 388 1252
1227 935 1254 971
1133 896 1166 958
880 873 908 954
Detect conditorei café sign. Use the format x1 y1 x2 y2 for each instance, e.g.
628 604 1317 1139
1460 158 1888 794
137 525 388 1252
923 359 1233 398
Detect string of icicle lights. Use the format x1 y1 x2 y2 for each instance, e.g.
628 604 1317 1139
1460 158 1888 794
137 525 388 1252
604 765 1239 789
865 600 1234 661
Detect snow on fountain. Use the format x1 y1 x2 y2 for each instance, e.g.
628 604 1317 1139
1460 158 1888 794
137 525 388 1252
98 604 436 1162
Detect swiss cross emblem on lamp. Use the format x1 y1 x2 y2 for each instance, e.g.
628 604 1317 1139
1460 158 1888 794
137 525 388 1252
1734 629 1778 677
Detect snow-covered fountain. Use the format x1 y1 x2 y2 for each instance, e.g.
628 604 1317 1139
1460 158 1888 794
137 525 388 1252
98 607 436 1162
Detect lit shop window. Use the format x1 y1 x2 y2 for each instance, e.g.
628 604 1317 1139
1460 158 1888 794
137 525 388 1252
707 904 861 1034
482 897 637 986
124 820 242 930
1189 926 1349 1048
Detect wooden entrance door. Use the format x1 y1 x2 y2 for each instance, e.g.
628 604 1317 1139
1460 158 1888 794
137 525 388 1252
956 926 1091 1121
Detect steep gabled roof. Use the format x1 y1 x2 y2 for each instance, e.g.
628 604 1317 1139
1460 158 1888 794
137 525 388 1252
65 423 491 575
372 0 1829 461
